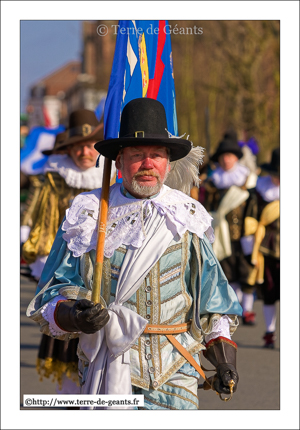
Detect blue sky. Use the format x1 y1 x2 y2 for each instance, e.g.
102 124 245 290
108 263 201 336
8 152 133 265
20 20 82 113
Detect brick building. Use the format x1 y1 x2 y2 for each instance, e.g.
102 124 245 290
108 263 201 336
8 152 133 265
26 20 117 129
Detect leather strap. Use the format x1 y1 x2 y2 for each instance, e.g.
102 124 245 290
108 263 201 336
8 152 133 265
143 323 212 387
144 321 191 334
166 334 211 385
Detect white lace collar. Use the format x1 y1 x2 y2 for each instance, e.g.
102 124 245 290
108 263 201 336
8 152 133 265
256 176 279 202
43 154 104 190
62 183 215 258
211 162 250 189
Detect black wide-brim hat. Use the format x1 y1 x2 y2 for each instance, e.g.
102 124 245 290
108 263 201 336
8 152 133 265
42 130 68 156
42 109 103 156
260 147 280 176
94 98 192 162
210 135 243 163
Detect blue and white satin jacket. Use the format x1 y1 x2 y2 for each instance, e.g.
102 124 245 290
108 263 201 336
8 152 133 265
27 184 242 390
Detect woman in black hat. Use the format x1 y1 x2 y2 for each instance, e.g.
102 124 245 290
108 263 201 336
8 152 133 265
248 147 280 348
200 131 258 325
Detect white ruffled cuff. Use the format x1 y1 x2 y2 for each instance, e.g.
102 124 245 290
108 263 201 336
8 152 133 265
204 315 232 343
41 295 80 337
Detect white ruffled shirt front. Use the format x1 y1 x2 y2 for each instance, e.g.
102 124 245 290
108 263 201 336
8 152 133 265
211 162 250 189
256 175 279 202
62 183 215 258
43 154 116 190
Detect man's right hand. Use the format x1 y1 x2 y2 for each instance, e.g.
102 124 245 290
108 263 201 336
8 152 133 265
55 299 110 334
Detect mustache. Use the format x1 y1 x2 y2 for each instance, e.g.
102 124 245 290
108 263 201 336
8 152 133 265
78 156 95 161
134 170 160 179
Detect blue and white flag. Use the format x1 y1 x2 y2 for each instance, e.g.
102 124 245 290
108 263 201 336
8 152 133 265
95 96 106 122
20 126 65 175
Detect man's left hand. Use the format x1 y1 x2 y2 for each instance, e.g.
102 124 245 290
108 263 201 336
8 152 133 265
213 363 239 394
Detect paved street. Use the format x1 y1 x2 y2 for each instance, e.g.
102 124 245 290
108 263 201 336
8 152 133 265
198 302 280 410
21 274 280 411
20 276 60 406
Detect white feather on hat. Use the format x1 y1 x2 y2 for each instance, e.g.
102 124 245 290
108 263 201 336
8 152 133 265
165 139 205 195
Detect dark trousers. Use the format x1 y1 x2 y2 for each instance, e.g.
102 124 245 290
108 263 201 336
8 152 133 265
258 256 280 305
220 241 255 294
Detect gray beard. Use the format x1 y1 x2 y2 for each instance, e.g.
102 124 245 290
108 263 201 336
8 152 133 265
130 177 163 197
122 169 170 198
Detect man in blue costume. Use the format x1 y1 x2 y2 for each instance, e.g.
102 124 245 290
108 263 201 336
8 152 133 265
27 98 242 410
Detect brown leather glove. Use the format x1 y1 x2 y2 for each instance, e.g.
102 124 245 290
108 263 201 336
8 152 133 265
55 299 110 334
203 337 239 394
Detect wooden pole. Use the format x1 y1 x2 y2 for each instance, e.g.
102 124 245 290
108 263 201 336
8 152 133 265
91 157 112 304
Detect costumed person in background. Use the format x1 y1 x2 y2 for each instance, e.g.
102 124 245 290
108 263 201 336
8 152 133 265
200 131 258 326
20 132 61 277
27 98 242 410
22 109 116 394
20 123 67 276
20 121 60 277
248 148 280 348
